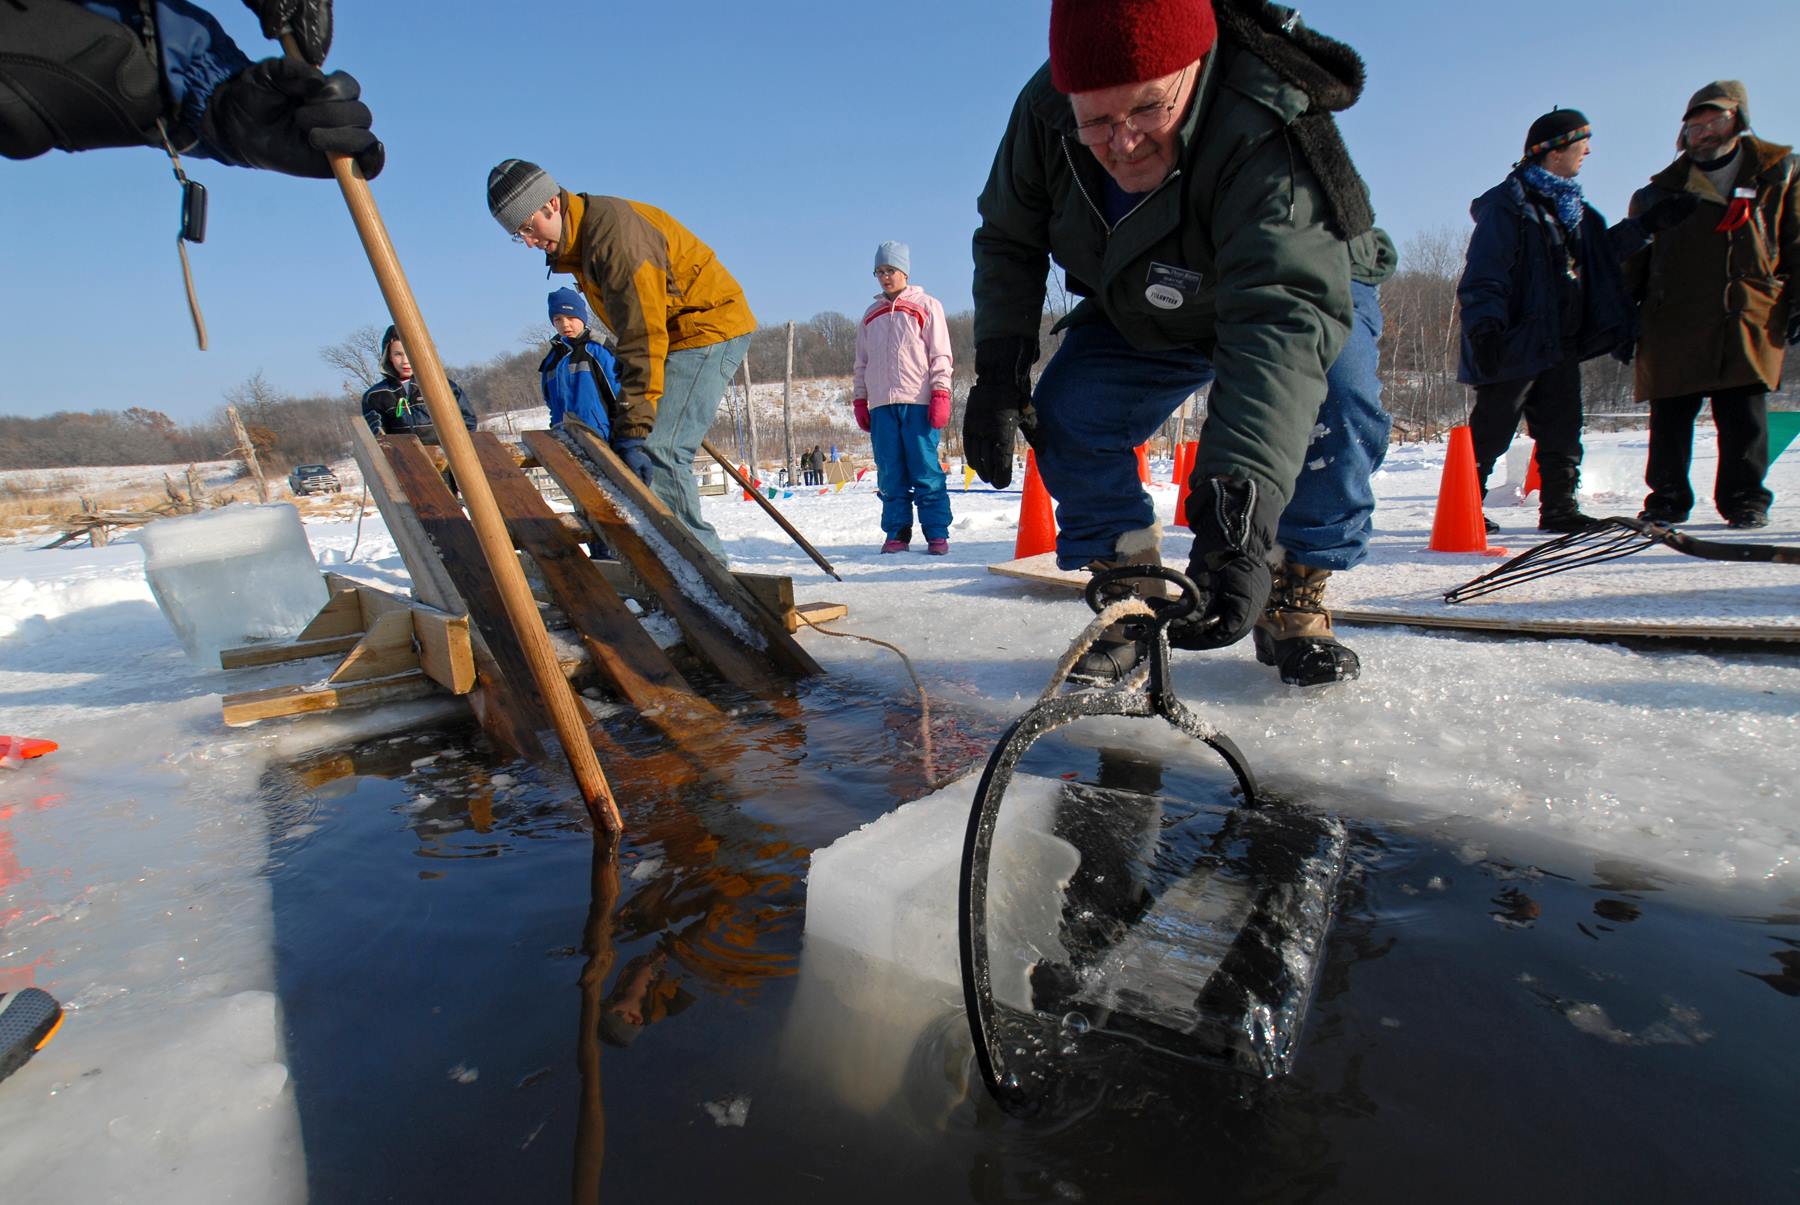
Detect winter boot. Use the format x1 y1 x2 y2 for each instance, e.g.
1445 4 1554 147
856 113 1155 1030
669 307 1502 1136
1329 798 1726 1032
880 525 913 554
1252 560 1360 687
1069 524 1166 686
1536 464 1602 532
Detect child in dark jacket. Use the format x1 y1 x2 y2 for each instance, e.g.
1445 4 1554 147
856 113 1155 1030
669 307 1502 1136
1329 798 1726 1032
360 325 478 442
539 288 623 438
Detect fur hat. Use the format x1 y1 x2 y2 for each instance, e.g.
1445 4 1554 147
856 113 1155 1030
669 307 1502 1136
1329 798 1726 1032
487 159 558 235
1049 0 1218 94
1684 80 1749 126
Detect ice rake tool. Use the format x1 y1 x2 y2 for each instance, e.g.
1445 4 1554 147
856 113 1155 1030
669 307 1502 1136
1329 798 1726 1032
959 566 1295 1114
1446 516 1800 604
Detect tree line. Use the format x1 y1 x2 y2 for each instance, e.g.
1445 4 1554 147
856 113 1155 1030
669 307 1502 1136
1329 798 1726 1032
2 228 1676 475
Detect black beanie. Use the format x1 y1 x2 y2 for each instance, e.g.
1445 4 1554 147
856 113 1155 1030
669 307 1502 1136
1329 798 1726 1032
1523 108 1591 160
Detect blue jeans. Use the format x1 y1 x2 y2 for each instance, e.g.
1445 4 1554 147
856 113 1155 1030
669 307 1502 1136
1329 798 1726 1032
869 402 952 540
1031 281 1389 571
648 333 749 562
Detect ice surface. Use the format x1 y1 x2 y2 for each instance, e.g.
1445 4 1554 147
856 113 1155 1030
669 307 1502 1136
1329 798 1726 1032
138 504 328 664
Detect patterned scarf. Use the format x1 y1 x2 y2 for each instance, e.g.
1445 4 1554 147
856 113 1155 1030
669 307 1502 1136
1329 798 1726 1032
1520 164 1586 236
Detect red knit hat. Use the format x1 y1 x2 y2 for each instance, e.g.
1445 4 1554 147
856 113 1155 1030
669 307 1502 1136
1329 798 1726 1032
1049 0 1219 94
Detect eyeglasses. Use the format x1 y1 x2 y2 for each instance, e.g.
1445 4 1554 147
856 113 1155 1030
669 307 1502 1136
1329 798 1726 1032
1682 110 1735 134
511 206 546 245
1071 65 1189 147
873 267 903 277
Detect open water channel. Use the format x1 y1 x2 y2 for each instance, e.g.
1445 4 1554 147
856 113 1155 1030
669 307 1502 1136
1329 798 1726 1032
261 678 1798 1202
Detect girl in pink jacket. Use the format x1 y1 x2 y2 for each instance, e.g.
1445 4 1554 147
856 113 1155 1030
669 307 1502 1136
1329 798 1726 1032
853 241 955 554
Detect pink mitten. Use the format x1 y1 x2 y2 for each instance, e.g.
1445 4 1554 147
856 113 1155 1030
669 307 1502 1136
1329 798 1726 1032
928 390 951 429
853 398 871 432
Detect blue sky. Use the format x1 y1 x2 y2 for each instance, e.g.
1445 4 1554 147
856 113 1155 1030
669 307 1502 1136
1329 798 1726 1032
3 0 1795 421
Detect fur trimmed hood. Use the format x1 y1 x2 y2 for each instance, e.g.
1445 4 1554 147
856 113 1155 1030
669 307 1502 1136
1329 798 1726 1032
1215 0 1365 114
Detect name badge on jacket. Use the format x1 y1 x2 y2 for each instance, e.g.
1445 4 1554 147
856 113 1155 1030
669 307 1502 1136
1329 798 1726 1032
1145 261 1204 310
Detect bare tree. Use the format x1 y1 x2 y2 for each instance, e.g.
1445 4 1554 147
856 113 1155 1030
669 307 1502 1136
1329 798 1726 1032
319 324 388 397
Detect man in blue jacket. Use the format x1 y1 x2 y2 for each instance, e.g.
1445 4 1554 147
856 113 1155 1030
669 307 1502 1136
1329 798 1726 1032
1457 108 1692 533
540 288 622 438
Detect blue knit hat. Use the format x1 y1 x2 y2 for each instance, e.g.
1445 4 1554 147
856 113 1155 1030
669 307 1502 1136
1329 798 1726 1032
548 288 588 322
874 240 911 276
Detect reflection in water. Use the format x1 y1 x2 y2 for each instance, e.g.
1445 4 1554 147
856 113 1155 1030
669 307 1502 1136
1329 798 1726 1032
1490 886 1542 928
1741 938 1800 997
573 839 620 1203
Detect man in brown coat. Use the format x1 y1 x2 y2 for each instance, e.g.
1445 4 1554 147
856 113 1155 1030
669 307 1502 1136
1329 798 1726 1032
1626 81 1799 529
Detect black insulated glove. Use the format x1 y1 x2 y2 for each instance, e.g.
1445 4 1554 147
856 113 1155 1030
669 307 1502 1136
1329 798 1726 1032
202 58 383 179
1637 191 1699 235
243 0 334 66
962 336 1038 489
1168 474 1280 651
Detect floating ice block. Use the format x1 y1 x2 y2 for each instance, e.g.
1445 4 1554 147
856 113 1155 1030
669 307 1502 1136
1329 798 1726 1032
139 504 328 665
805 772 1077 1012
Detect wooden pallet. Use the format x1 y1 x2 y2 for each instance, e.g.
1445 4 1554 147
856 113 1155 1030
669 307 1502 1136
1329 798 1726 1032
220 573 475 724
986 552 1800 646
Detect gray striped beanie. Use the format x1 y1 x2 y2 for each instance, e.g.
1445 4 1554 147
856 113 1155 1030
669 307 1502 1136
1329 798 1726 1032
488 160 559 234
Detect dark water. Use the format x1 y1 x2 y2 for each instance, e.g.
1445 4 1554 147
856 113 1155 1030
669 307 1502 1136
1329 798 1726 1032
262 682 1800 1203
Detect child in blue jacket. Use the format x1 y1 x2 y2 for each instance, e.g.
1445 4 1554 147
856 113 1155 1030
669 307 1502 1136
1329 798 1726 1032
540 288 622 437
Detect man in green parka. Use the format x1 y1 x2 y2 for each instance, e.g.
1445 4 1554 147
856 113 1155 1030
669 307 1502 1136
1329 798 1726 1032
966 0 1395 687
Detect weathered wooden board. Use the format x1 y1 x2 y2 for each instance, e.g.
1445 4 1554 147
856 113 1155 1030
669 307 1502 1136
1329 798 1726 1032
384 434 557 744
351 421 543 760
525 429 781 693
221 671 438 725
986 552 1800 646
556 421 822 678
470 433 720 732
330 573 476 694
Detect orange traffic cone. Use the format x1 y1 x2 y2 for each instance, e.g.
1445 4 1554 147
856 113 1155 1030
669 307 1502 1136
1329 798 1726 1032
1430 426 1494 553
1521 443 1541 498
1171 440 1197 529
1135 443 1151 485
1014 449 1057 559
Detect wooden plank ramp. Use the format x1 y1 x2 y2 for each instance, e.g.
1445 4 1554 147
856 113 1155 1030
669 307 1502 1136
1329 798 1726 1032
469 432 723 737
384 434 558 745
553 421 822 679
526 429 797 693
350 421 546 761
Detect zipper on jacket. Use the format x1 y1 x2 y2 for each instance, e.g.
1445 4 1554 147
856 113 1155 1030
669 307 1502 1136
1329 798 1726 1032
1059 137 1181 235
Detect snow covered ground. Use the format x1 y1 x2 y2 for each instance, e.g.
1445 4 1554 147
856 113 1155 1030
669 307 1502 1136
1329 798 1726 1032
1 426 1796 1200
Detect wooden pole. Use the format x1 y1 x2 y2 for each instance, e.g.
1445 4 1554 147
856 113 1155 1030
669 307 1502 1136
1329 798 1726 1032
288 39 619 834
741 357 760 481
782 320 796 488
226 405 269 502
701 440 842 581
